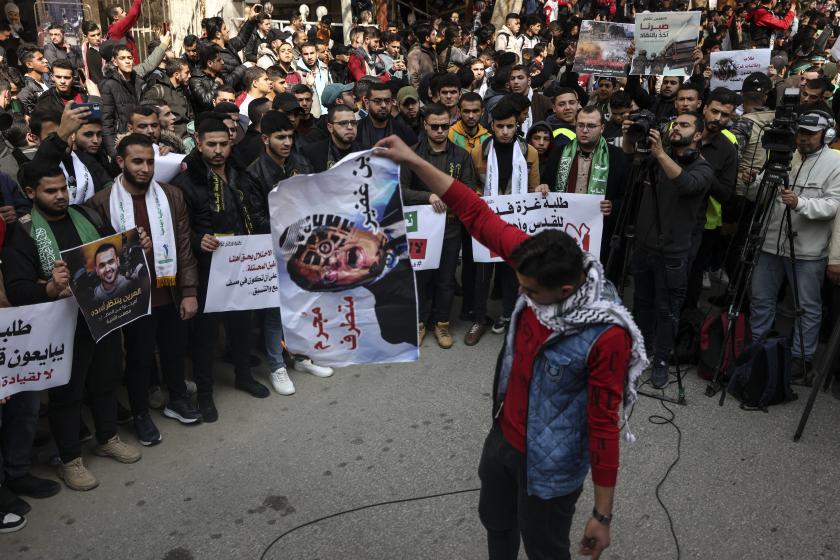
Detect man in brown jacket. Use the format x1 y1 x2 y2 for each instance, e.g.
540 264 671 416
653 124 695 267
86 134 202 446
406 22 438 89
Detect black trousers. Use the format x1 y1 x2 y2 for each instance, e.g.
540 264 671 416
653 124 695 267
123 303 188 415
0 391 40 482
478 424 583 560
684 228 721 310
49 324 122 463
417 221 461 324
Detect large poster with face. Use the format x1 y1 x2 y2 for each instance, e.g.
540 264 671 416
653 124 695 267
60 229 152 341
631 12 702 76
573 20 635 78
268 149 419 367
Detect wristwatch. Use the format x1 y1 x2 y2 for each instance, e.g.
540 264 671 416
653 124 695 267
592 507 612 526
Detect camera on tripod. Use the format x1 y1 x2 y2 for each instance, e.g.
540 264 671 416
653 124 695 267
626 109 658 152
762 87 800 173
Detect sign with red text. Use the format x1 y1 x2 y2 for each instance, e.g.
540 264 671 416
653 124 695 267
268 149 419 367
710 49 771 91
204 235 281 312
0 299 77 400
404 205 446 271
471 193 604 263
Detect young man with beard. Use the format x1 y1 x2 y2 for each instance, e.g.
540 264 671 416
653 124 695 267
301 105 360 172
407 23 438 89
430 73 462 124
3 161 143 490
171 117 269 421
142 58 194 138
243 111 333 395
373 133 643 560
189 45 226 114
203 15 257 91
508 65 553 135
625 74 682 123
623 111 714 389
674 82 703 117
395 86 422 138
684 87 738 311
85 134 201 443
401 103 477 348
348 27 391 84
356 82 417 149
587 77 615 121
34 60 96 115
295 42 331 115
43 23 83 70
291 84 318 137
469 100 541 337
449 92 491 152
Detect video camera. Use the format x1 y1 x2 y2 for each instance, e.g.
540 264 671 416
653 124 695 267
761 87 799 172
627 109 657 152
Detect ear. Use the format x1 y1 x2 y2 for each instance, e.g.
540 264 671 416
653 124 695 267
115 155 125 169
24 186 35 200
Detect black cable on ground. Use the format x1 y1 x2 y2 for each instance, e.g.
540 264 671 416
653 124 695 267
259 487 481 559
648 399 683 560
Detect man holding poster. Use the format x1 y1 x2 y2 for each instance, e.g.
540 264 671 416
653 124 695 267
86 134 202 443
373 134 646 560
2 163 142 492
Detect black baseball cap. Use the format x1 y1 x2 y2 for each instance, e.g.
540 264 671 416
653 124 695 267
742 72 773 95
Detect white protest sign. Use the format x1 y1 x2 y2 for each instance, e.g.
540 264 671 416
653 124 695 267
710 49 771 91
204 234 281 312
153 144 186 183
631 11 702 76
404 205 446 271
0 299 78 400
472 193 604 263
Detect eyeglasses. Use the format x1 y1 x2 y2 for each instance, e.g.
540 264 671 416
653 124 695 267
331 120 358 127
426 123 450 131
368 97 391 105
575 123 602 130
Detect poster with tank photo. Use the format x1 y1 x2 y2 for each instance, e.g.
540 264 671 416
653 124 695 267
631 11 702 77
269 149 419 368
60 229 152 341
573 20 635 78
709 49 771 91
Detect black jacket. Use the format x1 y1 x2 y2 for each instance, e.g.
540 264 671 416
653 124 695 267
30 133 113 193
141 74 194 137
355 116 417 150
19 74 49 115
33 87 95 115
300 137 362 173
170 150 260 259
188 68 217 114
243 150 313 233
99 65 146 155
400 137 477 203
234 126 264 168
216 19 256 91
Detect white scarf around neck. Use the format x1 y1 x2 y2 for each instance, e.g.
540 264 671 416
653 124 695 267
60 152 94 204
485 139 529 196
109 175 177 287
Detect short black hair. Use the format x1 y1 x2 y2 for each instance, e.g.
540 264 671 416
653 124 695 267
261 111 294 135
430 72 461 96
117 133 155 157
505 93 531 112
28 110 62 138
509 230 583 289
244 66 267 90
50 59 75 74
183 34 199 47
706 87 739 107
677 81 703 98
490 100 519 122
19 162 65 190
248 97 271 125
328 104 355 121
459 91 482 107
609 90 632 110
165 58 188 77
423 102 449 120
94 242 118 259
130 105 158 121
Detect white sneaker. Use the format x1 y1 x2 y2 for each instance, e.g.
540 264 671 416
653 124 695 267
702 272 712 289
293 358 334 378
270 367 295 395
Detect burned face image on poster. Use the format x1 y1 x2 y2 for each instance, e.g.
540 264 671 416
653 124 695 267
60 229 152 341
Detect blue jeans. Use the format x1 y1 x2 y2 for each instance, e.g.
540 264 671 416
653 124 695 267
631 248 689 366
263 308 287 372
750 252 826 360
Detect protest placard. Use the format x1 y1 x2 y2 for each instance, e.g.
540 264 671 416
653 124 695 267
60 229 151 341
0 299 77 400
573 20 635 78
631 12 702 76
471 193 604 263
404 205 446 271
153 144 186 184
269 149 419 367
204 235 282 312
710 49 771 90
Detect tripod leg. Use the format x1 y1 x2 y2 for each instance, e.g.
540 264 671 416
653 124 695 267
793 316 840 441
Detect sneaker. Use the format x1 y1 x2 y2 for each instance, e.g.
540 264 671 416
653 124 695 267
79 420 93 443
95 435 142 463
57 458 99 491
491 317 510 335
133 413 162 447
418 322 426 345
197 395 218 423
464 321 487 346
0 512 26 533
651 363 669 389
148 385 166 410
163 399 203 424
5 474 61 499
116 401 133 425
434 321 454 349
791 359 814 387
234 374 271 398
185 380 197 395
702 272 712 289
293 358 334 378
0 485 30 515
270 367 296 395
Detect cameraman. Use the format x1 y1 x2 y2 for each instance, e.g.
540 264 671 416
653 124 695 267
746 102 840 385
622 112 715 388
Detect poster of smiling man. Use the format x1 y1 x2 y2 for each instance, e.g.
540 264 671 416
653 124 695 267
269 150 419 367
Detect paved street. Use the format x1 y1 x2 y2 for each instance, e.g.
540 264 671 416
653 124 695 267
5 316 840 560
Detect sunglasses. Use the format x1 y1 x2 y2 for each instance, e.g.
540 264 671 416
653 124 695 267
426 123 450 131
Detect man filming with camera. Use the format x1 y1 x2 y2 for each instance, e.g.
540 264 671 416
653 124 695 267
746 102 840 386
622 112 715 388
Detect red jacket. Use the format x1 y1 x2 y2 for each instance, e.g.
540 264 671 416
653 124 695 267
348 52 390 84
107 0 143 62
746 6 795 31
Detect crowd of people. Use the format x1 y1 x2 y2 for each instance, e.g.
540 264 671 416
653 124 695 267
0 0 839 556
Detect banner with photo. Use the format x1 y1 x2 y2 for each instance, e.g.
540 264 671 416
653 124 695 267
710 49 771 90
205 234 281 312
472 193 604 263
631 11 702 76
60 229 151 341
268 149 419 367
404 205 446 271
0 299 78 400
573 20 635 78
